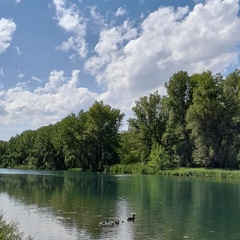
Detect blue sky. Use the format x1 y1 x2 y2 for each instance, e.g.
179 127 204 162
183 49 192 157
0 0 240 141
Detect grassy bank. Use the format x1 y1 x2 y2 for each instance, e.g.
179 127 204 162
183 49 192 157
9 163 240 179
109 164 240 179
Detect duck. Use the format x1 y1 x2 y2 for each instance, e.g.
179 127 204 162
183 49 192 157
127 214 136 221
114 220 120 225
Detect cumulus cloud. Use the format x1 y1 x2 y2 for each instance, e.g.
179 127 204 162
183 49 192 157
0 70 98 133
0 18 16 53
1 0 240 139
85 20 138 85
85 0 240 105
53 0 87 58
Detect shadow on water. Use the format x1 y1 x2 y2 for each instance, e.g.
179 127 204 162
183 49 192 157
1 169 240 239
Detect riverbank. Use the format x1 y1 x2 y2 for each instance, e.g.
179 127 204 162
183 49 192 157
109 164 240 179
12 164 240 179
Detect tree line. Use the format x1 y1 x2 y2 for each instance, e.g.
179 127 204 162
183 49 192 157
0 70 240 171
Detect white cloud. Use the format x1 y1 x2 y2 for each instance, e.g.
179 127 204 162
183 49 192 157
53 0 87 58
115 7 127 17
1 0 240 140
0 68 3 77
0 18 16 54
0 70 98 135
15 46 22 55
31 76 42 83
89 6 106 28
17 73 24 79
85 0 240 107
85 20 138 84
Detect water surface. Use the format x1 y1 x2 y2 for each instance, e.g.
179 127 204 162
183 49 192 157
0 168 240 239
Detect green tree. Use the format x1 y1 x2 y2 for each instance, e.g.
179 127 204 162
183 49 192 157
57 111 88 169
148 143 170 171
4 135 24 168
118 129 145 164
220 69 240 168
0 140 7 167
86 101 124 171
186 71 225 167
163 71 195 166
28 125 59 169
128 91 167 163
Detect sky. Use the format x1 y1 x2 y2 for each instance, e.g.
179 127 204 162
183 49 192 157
0 0 240 141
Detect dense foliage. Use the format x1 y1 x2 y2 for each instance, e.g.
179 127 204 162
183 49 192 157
124 70 240 170
0 101 124 171
0 70 240 171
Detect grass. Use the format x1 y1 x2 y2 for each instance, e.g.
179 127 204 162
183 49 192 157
157 167 240 179
109 164 240 179
109 163 154 174
0 212 32 240
0 212 23 240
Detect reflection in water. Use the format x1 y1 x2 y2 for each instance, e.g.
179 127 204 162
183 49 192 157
0 169 240 239
0 193 80 240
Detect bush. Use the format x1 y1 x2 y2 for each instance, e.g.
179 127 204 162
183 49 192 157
148 144 170 172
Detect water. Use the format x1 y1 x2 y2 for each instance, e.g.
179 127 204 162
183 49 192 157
0 168 240 239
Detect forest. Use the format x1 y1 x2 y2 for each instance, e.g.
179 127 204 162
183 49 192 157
0 70 240 171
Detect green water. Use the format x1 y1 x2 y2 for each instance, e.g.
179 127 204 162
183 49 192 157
0 169 240 240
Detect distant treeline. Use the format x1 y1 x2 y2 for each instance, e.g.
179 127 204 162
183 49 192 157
0 70 240 171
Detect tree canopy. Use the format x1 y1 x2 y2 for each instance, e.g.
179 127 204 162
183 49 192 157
1 70 240 171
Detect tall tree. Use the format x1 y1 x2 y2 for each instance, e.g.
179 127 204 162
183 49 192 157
128 91 167 163
220 69 240 168
86 101 124 171
118 129 145 164
0 140 7 167
57 110 89 170
186 71 225 167
163 71 195 166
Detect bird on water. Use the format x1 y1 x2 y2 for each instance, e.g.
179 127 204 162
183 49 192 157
127 214 136 221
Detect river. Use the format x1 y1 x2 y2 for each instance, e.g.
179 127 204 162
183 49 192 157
0 168 240 239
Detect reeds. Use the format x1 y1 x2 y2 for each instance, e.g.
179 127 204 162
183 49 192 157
109 164 240 179
0 212 33 240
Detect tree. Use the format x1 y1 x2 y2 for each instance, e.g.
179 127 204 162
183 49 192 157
56 110 89 170
0 141 7 167
86 101 124 171
186 71 225 167
220 69 240 168
148 143 170 171
128 91 167 163
118 129 145 164
163 71 195 166
28 125 60 169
